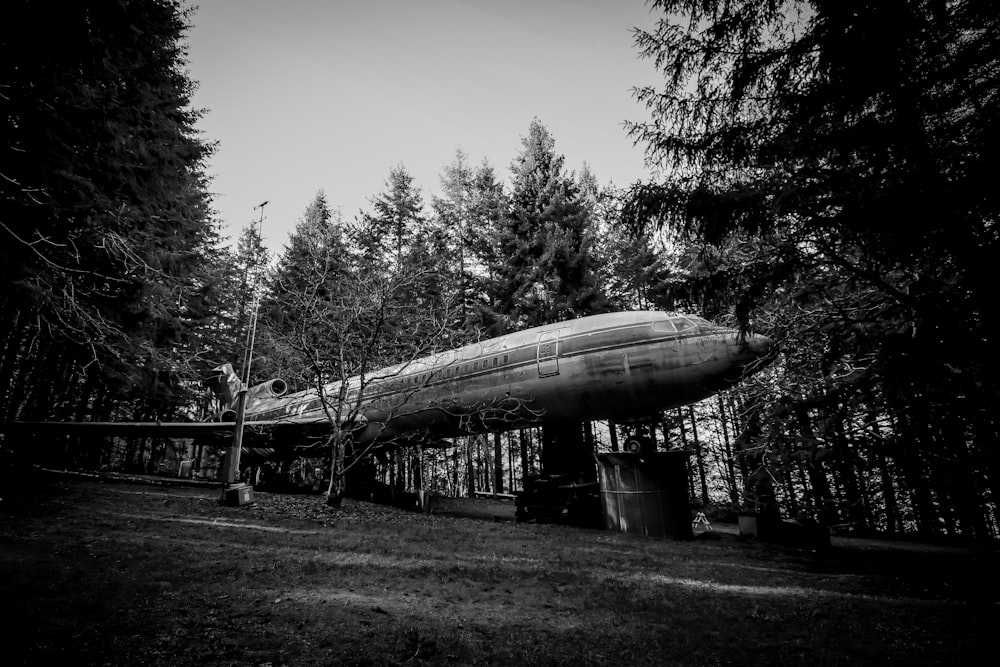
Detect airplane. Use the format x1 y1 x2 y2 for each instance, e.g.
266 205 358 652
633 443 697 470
229 310 772 441
2 311 773 491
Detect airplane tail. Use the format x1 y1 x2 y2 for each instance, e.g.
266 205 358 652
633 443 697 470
207 363 243 409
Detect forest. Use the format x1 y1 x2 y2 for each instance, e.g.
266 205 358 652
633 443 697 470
1 0 997 541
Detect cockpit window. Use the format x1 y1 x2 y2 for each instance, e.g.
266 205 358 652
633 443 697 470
654 315 718 333
672 317 697 332
652 320 677 333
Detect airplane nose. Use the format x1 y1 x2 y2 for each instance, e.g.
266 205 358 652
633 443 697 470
727 331 774 362
744 333 774 359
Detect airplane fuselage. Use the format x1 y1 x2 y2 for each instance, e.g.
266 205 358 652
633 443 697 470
241 311 772 445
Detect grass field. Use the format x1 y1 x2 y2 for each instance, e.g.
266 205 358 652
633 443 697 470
1 474 996 666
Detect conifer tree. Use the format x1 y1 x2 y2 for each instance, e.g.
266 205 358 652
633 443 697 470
261 190 462 504
352 165 425 272
432 150 509 336
433 150 476 323
626 0 1000 538
223 222 270 360
261 191 350 386
0 0 218 421
497 119 605 329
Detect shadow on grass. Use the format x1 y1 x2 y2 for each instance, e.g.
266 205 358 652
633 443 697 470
1 476 997 666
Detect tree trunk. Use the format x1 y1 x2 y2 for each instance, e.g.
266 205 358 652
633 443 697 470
939 415 990 541
727 393 753 493
325 431 346 505
795 403 835 525
892 410 938 536
675 409 696 499
413 446 423 493
781 464 800 517
830 415 871 530
713 399 737 506
687 406 709 506
507 432 516 492
465 435 475 497
493 432 503 495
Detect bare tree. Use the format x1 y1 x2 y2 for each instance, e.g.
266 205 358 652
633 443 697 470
263 236 461 500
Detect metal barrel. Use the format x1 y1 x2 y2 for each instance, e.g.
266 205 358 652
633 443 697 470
596 451 693 539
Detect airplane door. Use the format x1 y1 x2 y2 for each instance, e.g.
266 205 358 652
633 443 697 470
537 329 562 377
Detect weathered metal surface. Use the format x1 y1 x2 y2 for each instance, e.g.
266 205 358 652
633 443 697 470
2 312 773 454
596 452 693 539
241 311 773 444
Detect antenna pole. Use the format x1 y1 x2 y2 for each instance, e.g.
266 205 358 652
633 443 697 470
241 200 268 388
222 200 268 506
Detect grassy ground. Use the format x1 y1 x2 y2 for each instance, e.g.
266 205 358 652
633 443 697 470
1 473 996 666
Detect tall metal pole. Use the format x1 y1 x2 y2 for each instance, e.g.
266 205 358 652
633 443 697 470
239 201 268 390
222 201 267 505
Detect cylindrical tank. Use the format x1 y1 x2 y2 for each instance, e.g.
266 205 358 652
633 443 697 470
596 451 693 539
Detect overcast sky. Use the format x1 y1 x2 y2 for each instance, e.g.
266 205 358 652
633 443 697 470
185 0 662 251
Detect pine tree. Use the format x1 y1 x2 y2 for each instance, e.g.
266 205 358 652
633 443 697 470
578 166 673 312
352 165 425 271
225 222 271 360
498 119 605 329
262 190 464 503
464 160 510 335
1 0 218 421
432 150 509 336
261 191 351 387
433 150 476 324
626 0 1000 538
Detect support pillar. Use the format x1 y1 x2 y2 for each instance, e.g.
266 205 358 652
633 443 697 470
516 420 600 526
541 419 595 482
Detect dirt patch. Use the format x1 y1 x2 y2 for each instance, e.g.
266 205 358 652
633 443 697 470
1 474 996 666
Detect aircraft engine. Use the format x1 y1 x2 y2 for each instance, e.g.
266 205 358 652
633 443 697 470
246 378 288 402
202 408 237 422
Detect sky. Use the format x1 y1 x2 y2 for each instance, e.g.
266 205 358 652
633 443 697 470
184 0 663 251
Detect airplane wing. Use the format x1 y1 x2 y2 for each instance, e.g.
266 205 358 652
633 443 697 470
0 418 334 441
0 421 239 439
